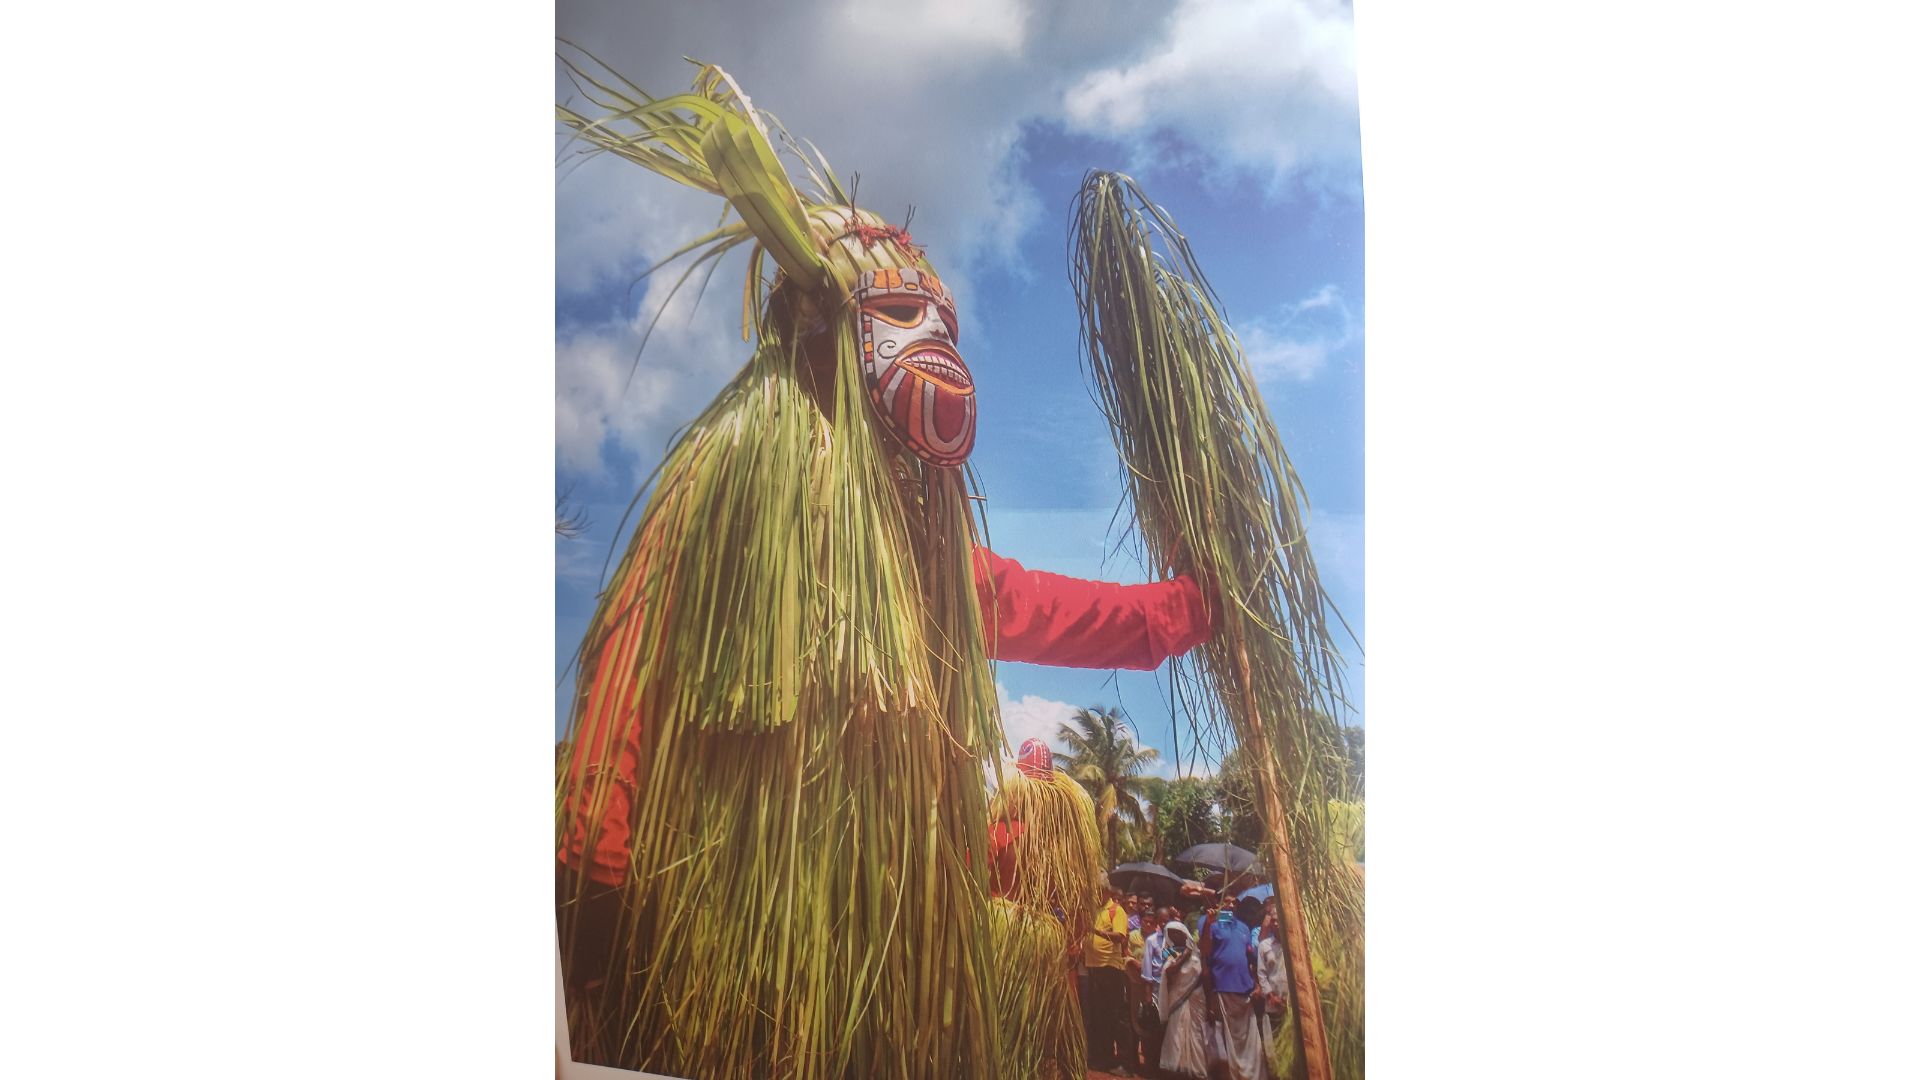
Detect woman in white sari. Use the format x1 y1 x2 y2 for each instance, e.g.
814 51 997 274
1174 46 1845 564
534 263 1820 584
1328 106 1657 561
1157 920 1209 1079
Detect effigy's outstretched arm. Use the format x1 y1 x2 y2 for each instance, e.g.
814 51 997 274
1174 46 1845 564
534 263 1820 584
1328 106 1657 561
972 547 1215 670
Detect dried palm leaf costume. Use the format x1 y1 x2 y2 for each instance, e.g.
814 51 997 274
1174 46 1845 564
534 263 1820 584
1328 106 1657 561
1069 178 1366 1080
554 55 1216 1079
986 738 1104 1080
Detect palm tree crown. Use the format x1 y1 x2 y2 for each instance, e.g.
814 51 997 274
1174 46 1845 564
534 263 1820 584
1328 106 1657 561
1055 706 1159 866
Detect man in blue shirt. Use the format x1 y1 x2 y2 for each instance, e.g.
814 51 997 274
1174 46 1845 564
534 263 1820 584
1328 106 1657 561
1202 895 1265 1080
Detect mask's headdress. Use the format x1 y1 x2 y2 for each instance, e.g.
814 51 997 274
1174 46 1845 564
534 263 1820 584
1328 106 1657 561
557 47 977 467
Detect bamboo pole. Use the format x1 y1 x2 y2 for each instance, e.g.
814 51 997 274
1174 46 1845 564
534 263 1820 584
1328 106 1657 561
1236 640 1331 1080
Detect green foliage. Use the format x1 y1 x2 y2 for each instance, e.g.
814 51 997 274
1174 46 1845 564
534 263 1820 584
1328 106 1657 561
1219 723 1363 828
1214 745 1265 851
1054 705 1159 866
1115 821 1157 865
1338 725 1365 799
1151 775 1222 861
1267 952 1363 1080
1327 799 1364 865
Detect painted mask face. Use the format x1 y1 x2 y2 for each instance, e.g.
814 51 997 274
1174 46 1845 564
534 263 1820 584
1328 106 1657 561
854 268 975 467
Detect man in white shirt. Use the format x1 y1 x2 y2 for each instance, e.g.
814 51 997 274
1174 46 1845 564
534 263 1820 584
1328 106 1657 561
1140 906 1177 1072
1142 906 1175 1005
1255 905 1291 1049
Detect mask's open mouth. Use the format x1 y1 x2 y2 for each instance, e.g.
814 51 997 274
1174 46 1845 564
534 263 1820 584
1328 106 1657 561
898 346 973 393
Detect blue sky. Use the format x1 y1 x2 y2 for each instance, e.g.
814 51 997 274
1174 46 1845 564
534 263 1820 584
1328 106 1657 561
555 0 1364 779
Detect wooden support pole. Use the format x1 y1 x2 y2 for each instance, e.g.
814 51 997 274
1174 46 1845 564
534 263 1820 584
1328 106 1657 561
1236 641 1332 1080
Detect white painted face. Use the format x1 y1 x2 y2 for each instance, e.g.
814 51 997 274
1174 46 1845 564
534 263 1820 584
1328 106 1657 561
854 267 976 467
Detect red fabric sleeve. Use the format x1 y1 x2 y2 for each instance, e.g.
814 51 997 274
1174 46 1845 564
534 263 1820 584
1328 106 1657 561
558 698 641 887
558 577 654 887
972 547 1216 670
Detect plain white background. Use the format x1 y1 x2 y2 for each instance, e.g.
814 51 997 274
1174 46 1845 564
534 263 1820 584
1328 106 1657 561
5 2 1917 1077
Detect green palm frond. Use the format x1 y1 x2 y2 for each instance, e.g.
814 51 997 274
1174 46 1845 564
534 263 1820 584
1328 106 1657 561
1070 170 1364 1079
556 46 847 309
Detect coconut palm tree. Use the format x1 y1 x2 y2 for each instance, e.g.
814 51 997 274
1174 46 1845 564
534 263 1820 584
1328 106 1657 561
1055 706 1159 865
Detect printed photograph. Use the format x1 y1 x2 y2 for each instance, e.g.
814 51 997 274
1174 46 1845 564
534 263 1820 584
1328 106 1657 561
554 3 1365 1077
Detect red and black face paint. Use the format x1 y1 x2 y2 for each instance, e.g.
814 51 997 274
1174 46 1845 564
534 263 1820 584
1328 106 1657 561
854 267 975 467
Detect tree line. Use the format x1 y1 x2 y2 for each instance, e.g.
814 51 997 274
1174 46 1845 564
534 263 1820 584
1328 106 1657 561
1053 706 1365 868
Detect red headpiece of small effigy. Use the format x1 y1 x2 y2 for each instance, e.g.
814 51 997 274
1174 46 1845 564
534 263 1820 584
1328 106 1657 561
1016 738 1053 778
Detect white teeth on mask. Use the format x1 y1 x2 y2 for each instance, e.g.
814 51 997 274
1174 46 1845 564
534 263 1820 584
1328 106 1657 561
904 353 968 384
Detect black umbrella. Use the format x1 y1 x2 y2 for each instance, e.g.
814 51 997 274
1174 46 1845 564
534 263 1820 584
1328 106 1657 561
1171 843 1260 877
1108 861 1185 902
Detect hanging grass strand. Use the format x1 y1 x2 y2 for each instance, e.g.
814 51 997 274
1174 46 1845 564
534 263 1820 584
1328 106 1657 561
556 51 1004 1078
1069 170 1365 1080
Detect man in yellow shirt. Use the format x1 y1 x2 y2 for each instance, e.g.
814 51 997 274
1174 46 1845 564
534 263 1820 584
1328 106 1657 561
1084 879 1138 1075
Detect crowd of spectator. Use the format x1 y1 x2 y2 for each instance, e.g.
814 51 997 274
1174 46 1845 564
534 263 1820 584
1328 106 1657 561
1079 886 1292 1080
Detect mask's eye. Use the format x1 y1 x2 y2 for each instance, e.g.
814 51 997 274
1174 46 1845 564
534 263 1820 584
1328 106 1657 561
871 301 924 326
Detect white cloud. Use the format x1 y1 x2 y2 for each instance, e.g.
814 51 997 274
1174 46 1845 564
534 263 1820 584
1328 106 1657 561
553 157 718 298
553 0 1110 301
1062 0 1360 191
1240 283 1359 382
1241 323 1331 381
554 0 1076 474
995 683 1081 757
555 265 744 478
554 0 1361 478
839 0 1031 57
993 682 1215 783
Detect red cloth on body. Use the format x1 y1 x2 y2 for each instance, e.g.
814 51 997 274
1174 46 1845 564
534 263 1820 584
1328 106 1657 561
970 548 1215 671
560 548 1216 885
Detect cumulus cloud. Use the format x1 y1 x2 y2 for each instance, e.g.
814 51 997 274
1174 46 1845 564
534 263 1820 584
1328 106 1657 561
996 683 1082 756
553 156 718 299
1240 283 1359 382
839 0 1031 56
993 682 1203 777
555 0 1360 479
555 0 1074 478
555 261 745 477
1062 0 1360 191
553 0 1127 300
